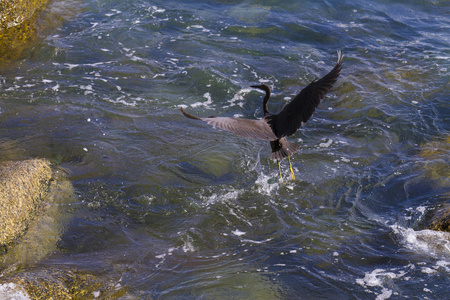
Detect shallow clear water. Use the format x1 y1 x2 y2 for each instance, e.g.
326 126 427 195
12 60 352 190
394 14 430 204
1 0 449 298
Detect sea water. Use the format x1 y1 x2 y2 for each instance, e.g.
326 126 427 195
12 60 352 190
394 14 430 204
0 0 449 298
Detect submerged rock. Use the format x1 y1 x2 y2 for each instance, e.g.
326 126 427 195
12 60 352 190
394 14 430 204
418 136 450 187
417 136 450 232
0 159 52 249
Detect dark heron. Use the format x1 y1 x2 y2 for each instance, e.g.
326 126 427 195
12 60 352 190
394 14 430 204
181 51 343 181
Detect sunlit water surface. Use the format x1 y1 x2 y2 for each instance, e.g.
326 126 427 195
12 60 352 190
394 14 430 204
0 0 449 298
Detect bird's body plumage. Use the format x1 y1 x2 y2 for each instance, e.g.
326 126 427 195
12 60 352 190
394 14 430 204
180 51 343 180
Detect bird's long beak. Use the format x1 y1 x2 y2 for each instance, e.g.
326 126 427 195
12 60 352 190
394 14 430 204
250 85 265 91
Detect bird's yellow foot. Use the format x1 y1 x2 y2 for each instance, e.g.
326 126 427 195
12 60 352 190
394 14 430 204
278 160 284 183
288 156 295 180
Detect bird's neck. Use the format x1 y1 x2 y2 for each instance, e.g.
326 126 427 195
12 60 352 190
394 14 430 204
263 90 270 115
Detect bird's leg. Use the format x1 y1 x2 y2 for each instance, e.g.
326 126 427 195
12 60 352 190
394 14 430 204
288 156 295 180
277 160 284 183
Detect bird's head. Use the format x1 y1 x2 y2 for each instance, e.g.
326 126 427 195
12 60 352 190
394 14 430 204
250 83 271 93
251 84 271 115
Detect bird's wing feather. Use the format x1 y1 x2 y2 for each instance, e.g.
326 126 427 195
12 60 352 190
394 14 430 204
270 51 343 138
180 107 277 141
202 117 278 141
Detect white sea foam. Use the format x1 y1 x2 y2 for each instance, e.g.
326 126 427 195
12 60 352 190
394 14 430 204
415 206 427 215
105 9 121 17
188 25 211 33
182 234 195 252
254 171 280 196
52 83 60 91
80 84 93 91
356 223 450 298
0 283 30 300
319 139 333 148
391 223 450 258
356 267 409 299
241 238 273 244
63 61 114 70
356 268 405 288
357 256 450 299
228 88 252 108
232 229 246 236
341 157 350 163
107 97 137 107
420 266 436 274
376 288 393 300
202 189 241 206
191 92 213 108
155 253 166 259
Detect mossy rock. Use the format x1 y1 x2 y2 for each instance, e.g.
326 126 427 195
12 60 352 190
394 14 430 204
0 159 52 248
0 267 129 299
0 18 36 62
0 0 50 62
0 175 75 269
15 269 100 299
421 202 450 232
0 0 49 29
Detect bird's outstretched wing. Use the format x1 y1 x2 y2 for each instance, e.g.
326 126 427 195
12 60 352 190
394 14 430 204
269 51 343 138
180 107 277 141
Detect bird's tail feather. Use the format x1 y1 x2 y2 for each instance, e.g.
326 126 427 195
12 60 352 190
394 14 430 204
270 140 300 161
